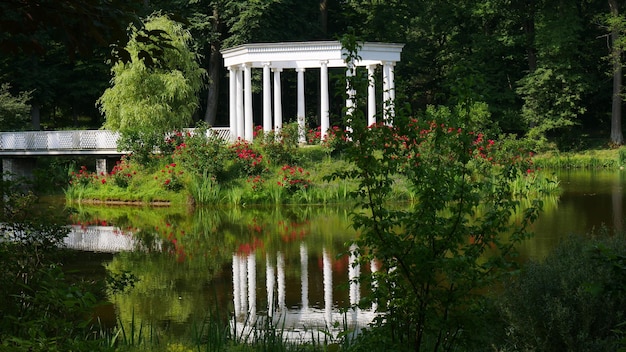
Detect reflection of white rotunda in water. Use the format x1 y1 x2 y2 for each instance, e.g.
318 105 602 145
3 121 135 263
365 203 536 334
230 243 377 341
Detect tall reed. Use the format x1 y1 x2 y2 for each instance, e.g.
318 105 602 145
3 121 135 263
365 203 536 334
189 173 221 205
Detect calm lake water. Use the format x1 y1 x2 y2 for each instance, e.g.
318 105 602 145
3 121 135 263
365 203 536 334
59 169 626 340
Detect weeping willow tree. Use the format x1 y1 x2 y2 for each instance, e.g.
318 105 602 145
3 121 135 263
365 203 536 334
98 14 205 161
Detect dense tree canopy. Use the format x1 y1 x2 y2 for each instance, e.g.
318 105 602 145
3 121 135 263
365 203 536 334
1 0 626 148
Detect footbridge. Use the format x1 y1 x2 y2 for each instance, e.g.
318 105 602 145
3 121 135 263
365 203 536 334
0 128 230 179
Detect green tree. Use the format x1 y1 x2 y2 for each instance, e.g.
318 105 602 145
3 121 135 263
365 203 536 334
0 83 31 131
607 0 626 145
516 1 605 148
98 14 205 153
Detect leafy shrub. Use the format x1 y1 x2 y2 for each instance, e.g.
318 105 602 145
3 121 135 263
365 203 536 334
307 125 346 156
110 156 136 188
338 38 543 351
230 139 267 176
172 124 232 181
255 122 301 165
498 234 626 352
117 127 164 166
278 165 311 194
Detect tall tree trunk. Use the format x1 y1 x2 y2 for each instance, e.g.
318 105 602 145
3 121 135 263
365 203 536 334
30 103 40 130
523 0 537 72
522 0 537 128
610 0 624 145
204 47 220 125
204 7 221 125
320 0 328 36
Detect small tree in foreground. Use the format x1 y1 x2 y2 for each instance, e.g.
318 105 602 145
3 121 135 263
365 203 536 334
335 40 545 351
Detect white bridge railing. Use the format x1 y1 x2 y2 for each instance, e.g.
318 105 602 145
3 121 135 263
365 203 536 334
0 128 231 156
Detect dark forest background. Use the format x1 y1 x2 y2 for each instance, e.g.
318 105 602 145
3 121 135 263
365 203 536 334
2 0 626 150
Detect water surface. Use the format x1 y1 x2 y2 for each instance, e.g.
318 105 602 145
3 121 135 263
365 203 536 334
58 169 626 340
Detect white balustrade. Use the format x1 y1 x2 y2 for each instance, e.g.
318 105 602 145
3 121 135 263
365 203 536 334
0 128 232 155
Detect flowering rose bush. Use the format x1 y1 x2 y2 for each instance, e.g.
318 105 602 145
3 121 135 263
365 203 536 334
109 157 136 188
278 165 311 194
230 139 266 176
156 162 184 191
69 165 93 187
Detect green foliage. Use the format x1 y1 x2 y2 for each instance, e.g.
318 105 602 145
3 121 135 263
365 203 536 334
0 178 105 351
255 122 302 166
171 124 231 181
277 165 312 194
117 128 167 166
498 234 626 352
518 67 587 148
98 14 205 151
229 139 268 177
336 39 545 351
0 83 31 131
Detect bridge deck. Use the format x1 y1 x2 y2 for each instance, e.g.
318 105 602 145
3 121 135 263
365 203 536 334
0 128 231 156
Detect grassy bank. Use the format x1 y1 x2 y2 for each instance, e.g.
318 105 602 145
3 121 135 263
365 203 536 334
533 146 626 169
65 124 558 207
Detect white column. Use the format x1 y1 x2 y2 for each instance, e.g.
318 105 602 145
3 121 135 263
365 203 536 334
296 68 306 143
323 248 333 326
239 255 247 313
371 259 379 311
236 68 244 140
262 63 272 134
233 254 241 316
320 61 330 141
349 244 360 306
273 68 283 132
345 64 355 134
300 243 309 310
382 62 391 124
247 252 256 321
243 64 253 141
388 62 396 121
367 64 377 127
229 66 238 142
266 254 275 316
277 252 286 311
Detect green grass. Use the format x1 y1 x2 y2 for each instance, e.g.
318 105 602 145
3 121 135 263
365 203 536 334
533 147 626 169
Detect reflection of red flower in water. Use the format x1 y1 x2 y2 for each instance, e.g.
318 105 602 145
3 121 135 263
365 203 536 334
278 220 310 242
317 254 349 272
247 218 264 233
237 238 264 255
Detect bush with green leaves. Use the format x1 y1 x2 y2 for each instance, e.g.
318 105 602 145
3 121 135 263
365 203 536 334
497 233 626 352
254 122 302 166
171 124 232 182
